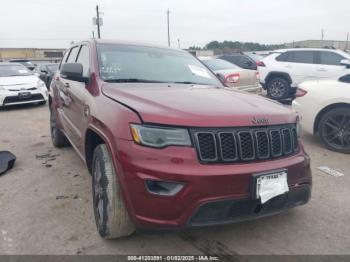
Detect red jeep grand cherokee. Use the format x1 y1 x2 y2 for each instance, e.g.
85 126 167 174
49 40 311 239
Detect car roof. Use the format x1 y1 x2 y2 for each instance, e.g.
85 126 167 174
72 39 185 53
275 48 343 53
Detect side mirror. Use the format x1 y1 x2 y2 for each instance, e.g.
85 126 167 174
41 69 48 74
340 59 350 68
61 63 88 83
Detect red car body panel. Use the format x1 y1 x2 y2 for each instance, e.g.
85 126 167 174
102 83 297 127
50 40 311 229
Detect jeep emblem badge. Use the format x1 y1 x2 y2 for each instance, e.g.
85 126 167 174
252 117 269 125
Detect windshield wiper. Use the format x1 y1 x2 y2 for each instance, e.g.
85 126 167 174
104 78 167 83
172 81 211 85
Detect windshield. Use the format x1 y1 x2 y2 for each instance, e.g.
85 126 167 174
202 59 239 71
0 64 32 77
245 53 264 62
97 44 222 86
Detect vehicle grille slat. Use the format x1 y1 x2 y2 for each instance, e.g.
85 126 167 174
238 131 255 161
219 133 238 161
282 129 293 155
195 133 217 162
255 130 270 159
192 124 298 164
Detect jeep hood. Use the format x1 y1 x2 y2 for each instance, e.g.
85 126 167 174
102 83 297 127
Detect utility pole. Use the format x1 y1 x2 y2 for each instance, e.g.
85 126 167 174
167 9 170 47
321 29 324 48
92 31 95 39
346 33 349 51
177 38 181 49
96 5 101 39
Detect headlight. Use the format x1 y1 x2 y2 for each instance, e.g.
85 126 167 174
130 124 192 148
37 80 46 89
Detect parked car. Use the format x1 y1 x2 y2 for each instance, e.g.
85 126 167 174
292 75 350 153
199 57 260 92
0 63 48 107
217 53 257 70
244 52 265 62
49 39 311 239
8 59 35 71
259 48 350 100
34 63 59 88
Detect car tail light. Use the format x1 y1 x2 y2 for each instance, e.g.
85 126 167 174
256 61 265 67
295 88 308 97
256 72 260 80
225 73 240 84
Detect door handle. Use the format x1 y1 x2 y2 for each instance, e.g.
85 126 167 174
318 68 327 72
285 65 292 69
64 82 70 88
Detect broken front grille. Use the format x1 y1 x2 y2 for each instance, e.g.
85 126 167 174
191 124 299 164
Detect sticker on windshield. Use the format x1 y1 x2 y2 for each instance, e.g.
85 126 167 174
188 65 211 79
18 70 28 74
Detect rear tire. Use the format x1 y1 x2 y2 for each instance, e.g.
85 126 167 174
50 108 70 148
267 77 290 100
92 144 135 239
318 107 350 154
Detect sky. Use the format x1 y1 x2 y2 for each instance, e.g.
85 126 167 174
0 0 349 49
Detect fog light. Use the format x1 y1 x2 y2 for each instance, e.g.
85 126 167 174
145 180 185 196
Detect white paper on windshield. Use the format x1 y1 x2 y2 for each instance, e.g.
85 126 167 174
18 70 28 74
188 65 211 79
256 171 289 204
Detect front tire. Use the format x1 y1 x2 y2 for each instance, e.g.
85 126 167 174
50 108 70 148
267 77 290 100
92 144 135 239
318 107 350 154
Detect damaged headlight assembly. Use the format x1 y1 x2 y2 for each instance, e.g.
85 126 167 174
37 80 46 90
130 124 192 148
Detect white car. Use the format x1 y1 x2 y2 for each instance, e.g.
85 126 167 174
259 48 350 100
292 75 350 153
0 63 48 107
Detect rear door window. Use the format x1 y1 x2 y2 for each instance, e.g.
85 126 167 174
319 51 345 66
277 51 315 64
290 51 315 64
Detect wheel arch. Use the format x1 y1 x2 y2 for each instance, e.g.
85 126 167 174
84 126 114 174
266 71 292 85
313 103 350 134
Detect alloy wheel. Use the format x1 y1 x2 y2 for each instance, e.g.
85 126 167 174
270 80 286 99
321 112 350 150
93 158 106 228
